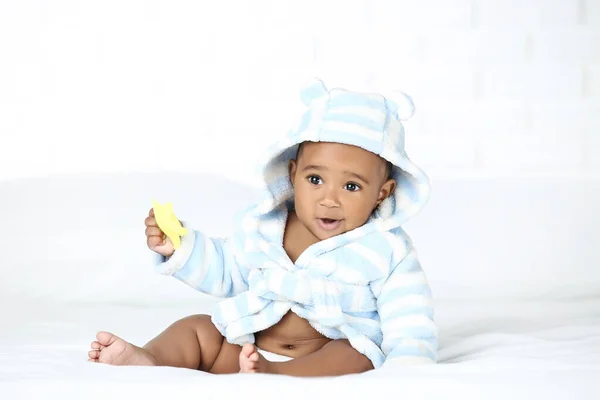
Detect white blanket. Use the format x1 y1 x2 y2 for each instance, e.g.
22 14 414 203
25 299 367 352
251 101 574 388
1 299 599 399
1 173 599 399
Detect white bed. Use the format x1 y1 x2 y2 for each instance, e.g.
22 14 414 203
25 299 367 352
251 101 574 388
1 173 599 399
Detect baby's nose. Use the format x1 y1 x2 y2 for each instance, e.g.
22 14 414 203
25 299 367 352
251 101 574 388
320 189 340 208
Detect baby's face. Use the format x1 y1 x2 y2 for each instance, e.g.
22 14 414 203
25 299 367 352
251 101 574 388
289 141 396 241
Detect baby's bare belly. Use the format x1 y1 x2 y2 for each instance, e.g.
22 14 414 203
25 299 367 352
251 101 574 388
254 311 331 358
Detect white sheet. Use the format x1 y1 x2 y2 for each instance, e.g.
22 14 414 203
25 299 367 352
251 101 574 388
1 299 599 399
1 173 599 399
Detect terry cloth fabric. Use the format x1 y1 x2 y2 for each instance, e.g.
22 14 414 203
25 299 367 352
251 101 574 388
156 79 438 368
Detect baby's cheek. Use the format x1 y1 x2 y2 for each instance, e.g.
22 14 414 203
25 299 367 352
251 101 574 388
352 209 371 229
345 216 364 232
296 202 310 219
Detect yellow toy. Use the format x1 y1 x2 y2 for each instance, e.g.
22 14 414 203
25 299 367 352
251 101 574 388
152 199 188 250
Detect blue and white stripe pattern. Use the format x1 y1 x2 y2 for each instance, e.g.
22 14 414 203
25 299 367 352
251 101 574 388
156 79 437 368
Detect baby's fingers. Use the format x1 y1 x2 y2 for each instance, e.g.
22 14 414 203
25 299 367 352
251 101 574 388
145 215 158 228
148 235 175 257
145 226 164 238
147 235 166 249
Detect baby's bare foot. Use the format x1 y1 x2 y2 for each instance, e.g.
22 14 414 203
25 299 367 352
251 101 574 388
88 331 158 366
239 343 273 374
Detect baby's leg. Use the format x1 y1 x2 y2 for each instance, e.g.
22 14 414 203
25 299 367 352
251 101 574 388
88 314 242 373
240 339 373 377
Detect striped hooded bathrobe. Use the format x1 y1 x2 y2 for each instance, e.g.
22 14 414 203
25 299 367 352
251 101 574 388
156 79 438 368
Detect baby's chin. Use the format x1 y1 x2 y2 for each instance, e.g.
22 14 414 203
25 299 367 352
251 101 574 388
315 231 342 241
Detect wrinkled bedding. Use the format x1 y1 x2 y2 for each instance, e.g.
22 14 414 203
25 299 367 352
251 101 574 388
1 299 599 399
1 173 599 399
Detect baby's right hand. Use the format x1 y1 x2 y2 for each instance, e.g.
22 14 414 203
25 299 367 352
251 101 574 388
145 208 175 257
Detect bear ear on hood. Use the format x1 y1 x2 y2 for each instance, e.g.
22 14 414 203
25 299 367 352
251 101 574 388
384 91 416 121
300 78 330 106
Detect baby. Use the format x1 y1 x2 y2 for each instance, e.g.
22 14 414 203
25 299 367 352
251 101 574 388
88 79 438 376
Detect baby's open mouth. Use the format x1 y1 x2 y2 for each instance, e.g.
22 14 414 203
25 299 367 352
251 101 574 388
317 218 342 231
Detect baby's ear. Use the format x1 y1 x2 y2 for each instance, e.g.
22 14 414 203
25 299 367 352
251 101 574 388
300 78 329 106
288 159 298 185
378 178 397 204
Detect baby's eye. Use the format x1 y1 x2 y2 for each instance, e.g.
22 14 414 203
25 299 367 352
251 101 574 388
308 175 322 185
344 182 361 192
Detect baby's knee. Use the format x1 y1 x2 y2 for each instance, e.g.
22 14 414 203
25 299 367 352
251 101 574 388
170 314 214 335
332 340 374 373
178 314 212 325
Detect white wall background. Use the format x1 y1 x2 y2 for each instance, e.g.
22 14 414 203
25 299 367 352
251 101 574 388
0 0 599 184
1 1 600 303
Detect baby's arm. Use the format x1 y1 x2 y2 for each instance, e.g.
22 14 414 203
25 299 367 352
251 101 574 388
155 229 249 297
377 250 438 365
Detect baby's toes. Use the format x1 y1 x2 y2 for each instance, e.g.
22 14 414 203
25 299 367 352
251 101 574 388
90 341 103 350
96 331 118 347
240 343 255 358
247 356 260 371
244 360 258 372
